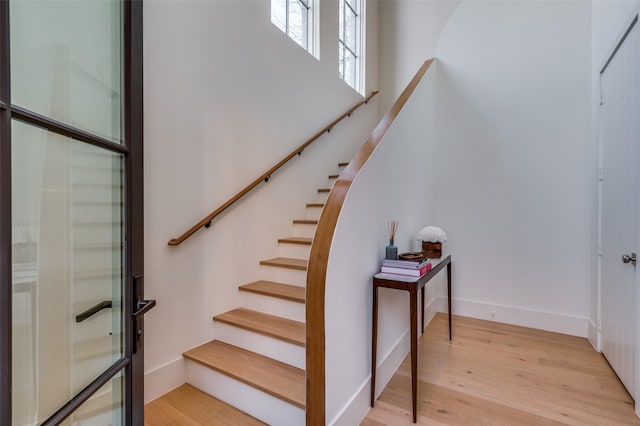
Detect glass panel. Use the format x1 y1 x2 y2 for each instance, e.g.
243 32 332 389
338 41 345 80
345 8 357 52
288 0 308 49
10 0 122 143
271 0 287 34
344 51 356 89
11 120 124 424
63 373 124 426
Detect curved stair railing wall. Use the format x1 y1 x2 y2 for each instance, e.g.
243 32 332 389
306 59 437 424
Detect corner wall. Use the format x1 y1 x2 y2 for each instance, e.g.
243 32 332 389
143 0 380 402
378 0 460 113
432 1 593 336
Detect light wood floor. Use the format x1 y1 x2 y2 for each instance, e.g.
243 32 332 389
363 313 639 425
144 384 266 425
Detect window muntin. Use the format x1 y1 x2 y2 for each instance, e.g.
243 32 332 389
339 0 362 92
272 0 314 53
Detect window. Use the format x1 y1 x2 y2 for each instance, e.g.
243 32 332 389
339 0 363 92
272 0 315 54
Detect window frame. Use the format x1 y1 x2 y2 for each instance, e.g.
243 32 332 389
272 0 316 56
338 0 364 93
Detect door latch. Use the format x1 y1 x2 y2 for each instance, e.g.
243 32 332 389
132 274 156 354
622 252 637 265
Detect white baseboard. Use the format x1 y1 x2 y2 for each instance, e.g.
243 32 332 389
144 357 186 404
329 295 443 425
451 297 589 338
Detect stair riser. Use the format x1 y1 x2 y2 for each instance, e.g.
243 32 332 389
215 323 305 369
258 266 307 287
73 204 122 223
72 407 114 426
72 224 121 246
186 361 305 426
277 242 311 259
237 291 305 322
305 207 323 221
293 222 317 238
317 192 329 204
74 253 121 274
72 151 121 169
72 167 123 185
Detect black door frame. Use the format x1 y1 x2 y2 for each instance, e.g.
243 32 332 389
0 0 144 424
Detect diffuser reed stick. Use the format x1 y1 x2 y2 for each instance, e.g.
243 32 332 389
388 220 398 241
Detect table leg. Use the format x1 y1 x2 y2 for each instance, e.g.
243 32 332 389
410 287 418 423
421 284 425 333
447 262 452 341
371 284 378 407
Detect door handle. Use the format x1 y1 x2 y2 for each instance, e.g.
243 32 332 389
131 274 156 353
622 253 637 265
132 299 156 319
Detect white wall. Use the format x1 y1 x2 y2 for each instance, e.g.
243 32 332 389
143 0 380 401
325 64 440 425
378 0 460 112
431 1 593 335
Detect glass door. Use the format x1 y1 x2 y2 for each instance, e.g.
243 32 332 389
1 1 147 424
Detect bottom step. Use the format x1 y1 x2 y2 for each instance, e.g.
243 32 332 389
144 384 265 425
183 340 305 408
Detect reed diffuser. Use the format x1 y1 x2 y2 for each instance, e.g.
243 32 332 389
386 220 399 260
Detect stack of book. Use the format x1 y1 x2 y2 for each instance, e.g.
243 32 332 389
380 258 432 277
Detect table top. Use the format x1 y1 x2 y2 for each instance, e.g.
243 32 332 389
374 255 451 284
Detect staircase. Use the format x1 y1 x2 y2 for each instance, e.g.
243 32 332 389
181 164 345 425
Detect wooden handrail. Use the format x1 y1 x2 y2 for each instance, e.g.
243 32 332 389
167 91 379 246
305 59 434 425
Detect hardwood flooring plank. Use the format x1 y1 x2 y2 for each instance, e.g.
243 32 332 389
364 313 640 426
145 384 265 425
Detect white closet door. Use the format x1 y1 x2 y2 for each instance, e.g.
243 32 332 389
600 18 639 400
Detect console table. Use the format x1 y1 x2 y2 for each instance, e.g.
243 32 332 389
370 255 452 423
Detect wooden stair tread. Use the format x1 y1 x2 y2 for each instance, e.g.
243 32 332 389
183 341 305 409
278 237 312 246
145 384 266 425
239 280 305 303
260 257 308 271
214 308 305 346
328 174 339 179
306 203 324 208
338 162 349 167
292 219 318 225
317 188 331 193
